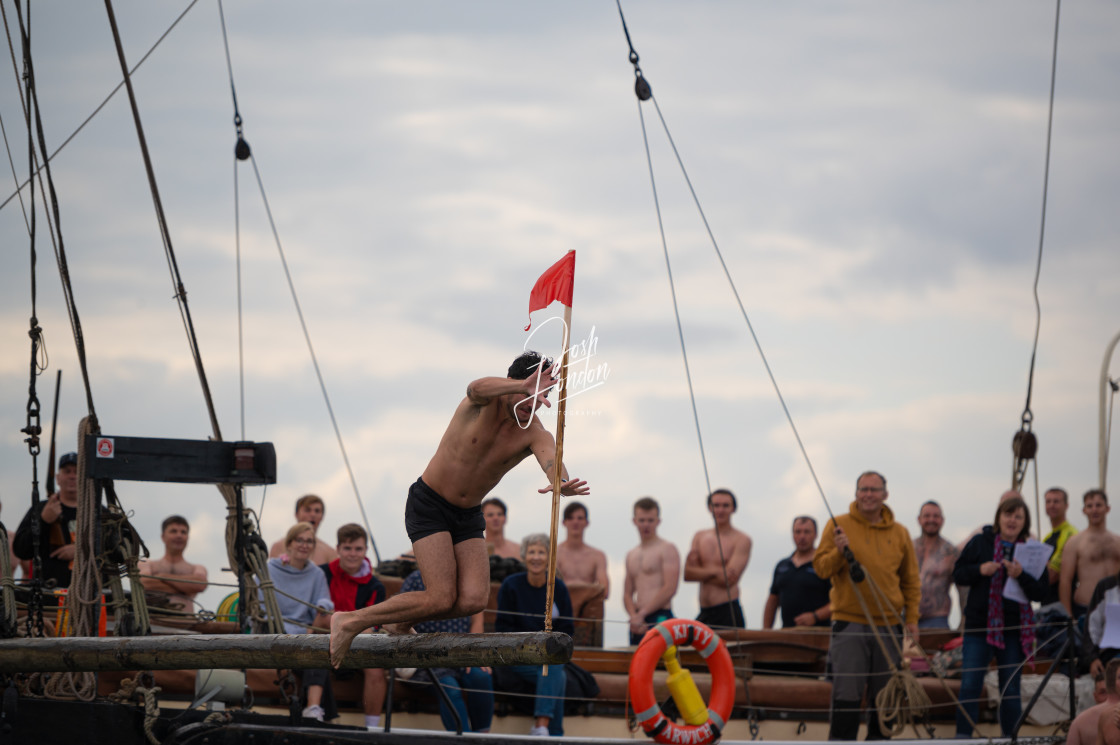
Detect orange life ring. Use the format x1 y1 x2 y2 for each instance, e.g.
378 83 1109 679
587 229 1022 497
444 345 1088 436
628 618 735 745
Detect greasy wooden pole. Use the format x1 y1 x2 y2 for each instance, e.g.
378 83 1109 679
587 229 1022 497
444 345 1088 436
0 632 572 673
543 303 573 676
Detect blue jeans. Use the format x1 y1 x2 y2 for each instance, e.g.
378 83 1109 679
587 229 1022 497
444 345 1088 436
957 631 1024 737
509 663 566 736
436 668 494 733
918 616 950 630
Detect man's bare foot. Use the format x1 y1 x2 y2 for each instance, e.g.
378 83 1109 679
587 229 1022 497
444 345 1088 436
329 611 360 669
384 622 416 636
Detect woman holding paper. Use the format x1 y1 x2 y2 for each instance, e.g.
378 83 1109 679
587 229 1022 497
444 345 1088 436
953 495 1048 738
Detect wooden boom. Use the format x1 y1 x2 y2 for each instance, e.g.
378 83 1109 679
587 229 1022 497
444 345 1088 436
0 632 571 673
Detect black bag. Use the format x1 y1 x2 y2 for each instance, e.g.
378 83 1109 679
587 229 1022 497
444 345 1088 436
563 662 600 714
492 661 600 716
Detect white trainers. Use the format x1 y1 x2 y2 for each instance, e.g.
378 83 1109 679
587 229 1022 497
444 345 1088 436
529 725 550 736
302 704 325 722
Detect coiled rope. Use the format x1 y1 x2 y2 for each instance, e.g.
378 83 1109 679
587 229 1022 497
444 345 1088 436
0 530 17 637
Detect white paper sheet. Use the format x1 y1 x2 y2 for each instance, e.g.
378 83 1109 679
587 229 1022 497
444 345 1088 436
1100 604 1120 650
1014 539 1054 579
1003 539 1054 603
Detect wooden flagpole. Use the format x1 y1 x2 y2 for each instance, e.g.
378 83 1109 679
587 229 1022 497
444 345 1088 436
542 303 573 675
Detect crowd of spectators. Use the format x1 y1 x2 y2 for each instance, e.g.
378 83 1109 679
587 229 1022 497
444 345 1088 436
11 450 1120 740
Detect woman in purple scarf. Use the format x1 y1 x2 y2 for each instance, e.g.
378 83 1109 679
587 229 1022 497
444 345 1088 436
953 495 1047 737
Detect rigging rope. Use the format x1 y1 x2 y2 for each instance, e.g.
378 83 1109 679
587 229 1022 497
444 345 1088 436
617 1 839 525
12 0 46 641
0 0 202 215
3 36 147 650
0 530 16 638
97 0 282 632
214 0 381 564
2 0 62 318
0 101 30 233
617 1 859 638
103 0 223 440
46 418 100 702
613 5 964 731
0 0 31 233
616 0 737 625
217 0 250 442
1012 0 1062 493
11 3 99 421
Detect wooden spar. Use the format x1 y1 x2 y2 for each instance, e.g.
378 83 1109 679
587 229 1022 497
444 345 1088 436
544 301 574 635
0 631 571 673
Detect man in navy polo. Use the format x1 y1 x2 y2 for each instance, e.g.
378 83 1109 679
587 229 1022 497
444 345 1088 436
763 516 831 628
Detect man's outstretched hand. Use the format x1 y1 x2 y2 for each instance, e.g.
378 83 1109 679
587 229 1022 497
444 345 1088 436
522 360 560 408
538 478 590 497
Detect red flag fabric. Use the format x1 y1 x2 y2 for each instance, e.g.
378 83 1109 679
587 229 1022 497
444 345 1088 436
525 250 575 330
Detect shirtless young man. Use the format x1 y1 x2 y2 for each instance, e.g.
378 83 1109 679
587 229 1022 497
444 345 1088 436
138 515 209 611
329 352 589 667
482 497 521 559
1060 489 1120 619
270 495 339 566
623 497 680 645
684 489 751 629
556 501 609 597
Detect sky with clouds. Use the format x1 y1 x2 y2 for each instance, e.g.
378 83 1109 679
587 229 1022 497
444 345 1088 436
1 1 1118 646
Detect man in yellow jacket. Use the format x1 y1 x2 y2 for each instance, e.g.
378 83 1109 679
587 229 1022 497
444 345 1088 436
814 471 920 740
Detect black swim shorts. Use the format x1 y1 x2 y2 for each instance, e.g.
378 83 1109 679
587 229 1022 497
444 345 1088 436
404 477 486 545
696 599 745 630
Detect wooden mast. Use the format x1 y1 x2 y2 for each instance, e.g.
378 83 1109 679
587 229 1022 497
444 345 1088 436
0 631 571 673
543 301 573 638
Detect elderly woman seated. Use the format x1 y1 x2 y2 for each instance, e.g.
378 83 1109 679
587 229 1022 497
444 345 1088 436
495 533 575 737
267 522 335 721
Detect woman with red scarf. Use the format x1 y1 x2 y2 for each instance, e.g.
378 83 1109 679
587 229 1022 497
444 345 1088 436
953 495 1047 737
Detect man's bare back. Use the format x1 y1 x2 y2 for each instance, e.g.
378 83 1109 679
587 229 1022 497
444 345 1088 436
1101 704 1120 745
1069 701 1116 745
686 527 751 607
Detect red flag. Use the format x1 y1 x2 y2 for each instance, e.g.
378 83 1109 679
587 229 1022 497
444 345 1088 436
525 250 575 330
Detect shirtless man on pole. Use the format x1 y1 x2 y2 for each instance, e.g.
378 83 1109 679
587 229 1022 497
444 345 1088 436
684 489 751 629
329 351 589 667
624 497 680 645
1060 489 1120 621
556 501 609 596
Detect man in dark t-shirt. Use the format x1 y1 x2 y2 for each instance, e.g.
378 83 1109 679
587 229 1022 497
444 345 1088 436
763 515 831 628
13 452 80 589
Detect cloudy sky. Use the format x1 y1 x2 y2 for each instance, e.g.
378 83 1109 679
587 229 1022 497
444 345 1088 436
1 1 1117 646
